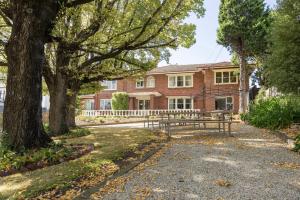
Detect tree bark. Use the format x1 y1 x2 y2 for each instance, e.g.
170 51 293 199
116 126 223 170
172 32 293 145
48 45 70 135
66 87 79 128
3 1 59 151
238 39 249 113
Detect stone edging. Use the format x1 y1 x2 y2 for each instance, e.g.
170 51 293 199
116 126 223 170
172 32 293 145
272 130 296 149
74 142 167 200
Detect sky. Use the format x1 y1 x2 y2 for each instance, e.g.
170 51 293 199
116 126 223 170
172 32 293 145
159 0 277 66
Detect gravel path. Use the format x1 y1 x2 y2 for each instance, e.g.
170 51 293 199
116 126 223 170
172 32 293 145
92 125 300 200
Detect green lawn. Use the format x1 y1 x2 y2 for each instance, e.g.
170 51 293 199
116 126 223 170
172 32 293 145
0 127 161 199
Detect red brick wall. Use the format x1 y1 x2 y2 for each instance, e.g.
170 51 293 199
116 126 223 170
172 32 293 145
91 68 243 113
202 69 240 113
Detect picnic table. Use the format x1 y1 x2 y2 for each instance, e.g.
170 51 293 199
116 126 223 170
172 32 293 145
143 110 237 136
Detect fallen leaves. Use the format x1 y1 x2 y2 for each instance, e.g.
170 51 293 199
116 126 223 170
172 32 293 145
91 176 131 199
132 186 152 200
214 179 232 187
272 162 300 170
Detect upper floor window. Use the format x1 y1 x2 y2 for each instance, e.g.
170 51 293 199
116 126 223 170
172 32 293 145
146 76 155 88
168 74 193 88
215 70 238 84
101 80 117 90
136 78 144 88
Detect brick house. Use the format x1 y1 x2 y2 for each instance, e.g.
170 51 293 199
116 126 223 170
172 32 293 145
81 62 245 113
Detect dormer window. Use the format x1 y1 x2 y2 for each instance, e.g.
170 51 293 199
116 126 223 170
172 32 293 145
136 78 144 88
146 76 155 88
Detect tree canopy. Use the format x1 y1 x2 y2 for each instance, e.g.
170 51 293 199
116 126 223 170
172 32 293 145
217 0 270 112
263 0 300 94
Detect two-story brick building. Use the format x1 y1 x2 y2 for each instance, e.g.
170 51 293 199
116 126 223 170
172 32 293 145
81 62 245 113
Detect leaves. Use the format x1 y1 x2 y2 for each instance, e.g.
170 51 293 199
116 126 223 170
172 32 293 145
214 179 232 187
263 0 300 94
217 0 270 57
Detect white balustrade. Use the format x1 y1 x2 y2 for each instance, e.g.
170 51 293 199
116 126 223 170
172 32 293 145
81 109 201 117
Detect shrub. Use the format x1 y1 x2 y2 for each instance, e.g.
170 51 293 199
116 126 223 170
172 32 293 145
293 134 300 152
0 142 73 174
112 92 129 110
243 96 300 130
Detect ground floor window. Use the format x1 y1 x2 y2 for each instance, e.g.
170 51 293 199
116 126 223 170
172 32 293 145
85 99 95 110
215 96 233 110
138 99 150 110
100 99 112 110
168 97 193 110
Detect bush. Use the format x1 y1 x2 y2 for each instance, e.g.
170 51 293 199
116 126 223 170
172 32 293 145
0 142 73 174
293 135 300 152
112 92 129 110
243 96 300 130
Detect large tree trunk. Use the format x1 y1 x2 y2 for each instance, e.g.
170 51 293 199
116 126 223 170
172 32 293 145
48 45 71 135
48 71 69 135
3 1 59 151
238 39 248 113
66 88 79 128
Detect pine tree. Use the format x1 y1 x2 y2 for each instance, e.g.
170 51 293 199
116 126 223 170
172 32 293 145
264 0 300 94
217 0 270 113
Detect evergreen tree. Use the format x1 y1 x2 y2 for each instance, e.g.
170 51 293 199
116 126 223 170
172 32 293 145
217 0 270 112
264 0 300 94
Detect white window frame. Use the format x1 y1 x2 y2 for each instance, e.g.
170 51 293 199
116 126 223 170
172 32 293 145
215 96 234 111
214 69 238 85
167 73 193 88
167 97 194 110
100 99 112 110
136 78 145 88
101 80 117 90
85 99 95 110
146 76 155 88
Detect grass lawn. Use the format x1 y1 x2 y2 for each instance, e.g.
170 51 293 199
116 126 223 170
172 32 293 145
0 127 162 199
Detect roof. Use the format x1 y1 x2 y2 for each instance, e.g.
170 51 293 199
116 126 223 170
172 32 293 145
147 62 237 74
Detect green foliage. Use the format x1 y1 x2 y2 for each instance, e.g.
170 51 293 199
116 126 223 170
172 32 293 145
0 142 73 173
112 92 129 110
264 0 300 94
66 128 91 138
217 0 270 57
243 96 300 129
293 134 300 152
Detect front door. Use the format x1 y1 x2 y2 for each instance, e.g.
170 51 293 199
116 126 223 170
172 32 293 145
138 100 150 110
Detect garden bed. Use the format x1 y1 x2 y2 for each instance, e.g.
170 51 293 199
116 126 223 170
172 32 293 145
0 143 94 177
0 127 165 199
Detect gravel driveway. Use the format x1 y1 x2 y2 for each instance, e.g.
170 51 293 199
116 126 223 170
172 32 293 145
91 125 300 200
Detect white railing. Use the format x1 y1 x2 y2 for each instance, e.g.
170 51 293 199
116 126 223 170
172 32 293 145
81 109 201 117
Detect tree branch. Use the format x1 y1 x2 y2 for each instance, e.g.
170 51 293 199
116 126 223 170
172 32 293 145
0 61 7 66
65 0 96 8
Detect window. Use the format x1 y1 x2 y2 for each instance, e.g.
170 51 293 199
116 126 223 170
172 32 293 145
100 99 112 110
168 98 193 110
136 78 144 88
215 97 233 110
138 100 150 110
85 99 94 110
214 70 238 84
101 80 117 90
146 76 155 88
168 74 193 88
